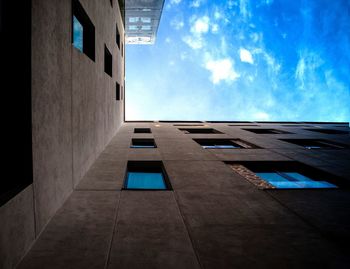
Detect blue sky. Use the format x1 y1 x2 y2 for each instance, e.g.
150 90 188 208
125 0 350 121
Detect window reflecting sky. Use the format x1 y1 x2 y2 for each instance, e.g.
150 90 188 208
125 0 350 121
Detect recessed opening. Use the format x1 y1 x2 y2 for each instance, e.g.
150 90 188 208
110 0 113 7
131 138 157 148
116 24 120 49
243 128 291 134
123 161 172 190
134 128 151 133
72 0 95 61
116 82 120 100
228 162 343 189
179 128 223 134
280 139 346 149
193 138 258 149
304 128 349 135
104 45 112 77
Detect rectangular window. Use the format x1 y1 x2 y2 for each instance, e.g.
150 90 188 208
121 86 124 100
193 139 258 149
280 139 346 149
116 25 120 49
141 25 151 30
72 0 95 61
228 162 342 190
243 128 291 134
116 82 120 100
134 128 151 133
304 128 349 135
131 138 157 148
73 16 83 52
141 17 151 23
104 45 112 77
256 171 337 189
124 161 171 190
110 0 113 7
179 128 223 134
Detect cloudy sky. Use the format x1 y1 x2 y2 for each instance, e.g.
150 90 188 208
125 0 350 121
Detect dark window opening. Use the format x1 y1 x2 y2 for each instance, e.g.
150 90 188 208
280 139 346 149
116 25 121 49
121 86 124 100
110 0 113 7
131 138 157 148
193 139 258 149
134 128 152 133
243 128 291 134
123 161 172 190
304 128 349 135
72 0 95 61
228 161 344 189
228 124 260 127
179 128 223 134
121 42 124 57
116 82 120 100
104 45 112 77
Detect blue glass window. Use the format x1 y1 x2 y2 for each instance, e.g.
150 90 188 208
256 171 337 189
73 16 83 52
126 172 166 189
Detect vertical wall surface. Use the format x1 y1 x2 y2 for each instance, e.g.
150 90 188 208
0 0 125 268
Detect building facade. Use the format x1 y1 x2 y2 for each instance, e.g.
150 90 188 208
1 1 350 269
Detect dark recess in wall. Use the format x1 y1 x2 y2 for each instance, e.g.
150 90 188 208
0 0 32 206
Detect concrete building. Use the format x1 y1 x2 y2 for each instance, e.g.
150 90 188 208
0 1 350 269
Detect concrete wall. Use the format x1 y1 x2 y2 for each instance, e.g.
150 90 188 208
0 0 125 268
17 121 350 268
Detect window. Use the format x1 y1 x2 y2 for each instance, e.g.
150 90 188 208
116 25 120 49
304 128 349 135
129 17 139 23
134 128 151 133
228 162 341 189
256 171 337 189
73 16 83 52
110 0 113 7
104 45 112 77
72 0 95 61
131 138 157 148
179 128 223 134
116 82 120 100
121 42 123 57
129 25 138 31
121 86 124 100
141 25 151 31
141 17 151 23
280 139 346 149
193 139 258 149
123 161 171 190
243 128 291 134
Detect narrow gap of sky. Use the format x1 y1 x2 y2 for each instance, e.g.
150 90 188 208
125 0 350 121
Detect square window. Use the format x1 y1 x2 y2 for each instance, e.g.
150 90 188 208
141 17 151 23
193 139 258 149
243 128 291 134
129 17 139 23
72 0 95 61
129 25 138 31
131 138 156 148
179 128 223 134
228 162 341 190
124 161 171 190
104 45 112 77
304 128 349 135
134 128 151 133
141 25 151 31
280 139 346 149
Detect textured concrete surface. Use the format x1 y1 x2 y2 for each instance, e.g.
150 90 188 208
17 122 350 268
0 186 35 269
0 0 125 268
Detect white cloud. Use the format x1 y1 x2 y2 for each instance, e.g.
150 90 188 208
204 58 240 84
182 35 203 49
170 0 182 5
191 16 210 34
165 37 171 43
239 48 254 64
211 24 219 33
254 111 270 120
239 0 251 20
190 0 203 8
170 18 184 30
